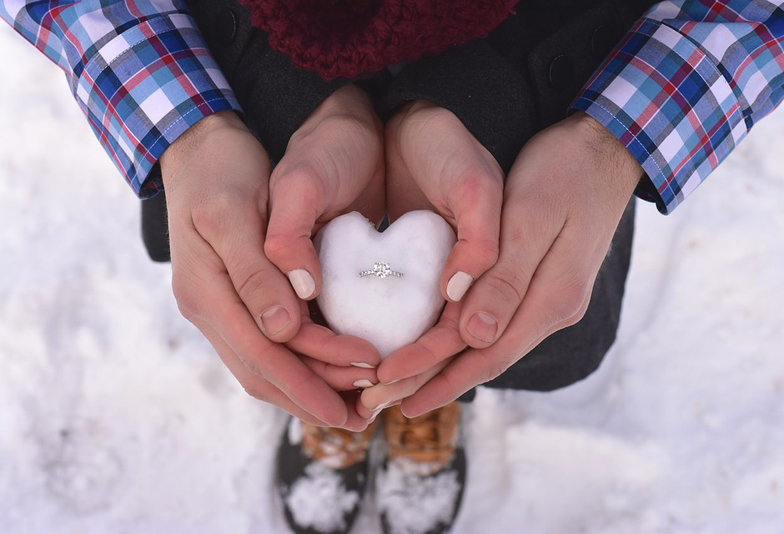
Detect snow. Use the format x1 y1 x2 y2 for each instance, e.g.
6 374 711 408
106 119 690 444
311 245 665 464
1 23 784 534
316 211 455 358
285 461 360 533
376 459 461 534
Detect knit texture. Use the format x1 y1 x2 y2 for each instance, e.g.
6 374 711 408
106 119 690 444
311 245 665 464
238 0 518 80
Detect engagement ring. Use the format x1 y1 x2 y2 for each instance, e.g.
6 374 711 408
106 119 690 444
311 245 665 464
359 262 403 279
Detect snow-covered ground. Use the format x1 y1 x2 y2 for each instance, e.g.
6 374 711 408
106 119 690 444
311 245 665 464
2 24 783 534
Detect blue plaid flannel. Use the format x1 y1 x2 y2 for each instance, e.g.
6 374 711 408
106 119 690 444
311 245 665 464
571 0 784 213
0 0 241 198
2 1 783 211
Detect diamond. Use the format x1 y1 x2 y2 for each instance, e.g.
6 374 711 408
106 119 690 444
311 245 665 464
373 262 392 278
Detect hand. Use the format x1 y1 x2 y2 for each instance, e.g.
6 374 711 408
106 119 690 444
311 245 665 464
368 111 643 417
384 101 504 302
161 109 377 430
355 102 504 417
264 84 386 300
264 84 389 404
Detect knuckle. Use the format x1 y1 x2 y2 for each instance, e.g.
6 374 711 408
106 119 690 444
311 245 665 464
171 277 201 320
550 281 590 326
472 238 500 268
231 262 273 306
263 232 299 263
482 269 525 306
455 169 502 210
240 381 270 403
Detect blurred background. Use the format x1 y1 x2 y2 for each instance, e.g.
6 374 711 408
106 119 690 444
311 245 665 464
1 22 784 534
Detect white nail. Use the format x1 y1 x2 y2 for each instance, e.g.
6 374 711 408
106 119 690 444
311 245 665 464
446 271 474 302
373 400 394 412
287 269 316 300
353 379 375 389
351 362 376 369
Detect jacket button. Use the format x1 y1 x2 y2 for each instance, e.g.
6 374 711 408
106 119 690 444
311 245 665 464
217 9 238 45
548 55 573 91
591 24 616 58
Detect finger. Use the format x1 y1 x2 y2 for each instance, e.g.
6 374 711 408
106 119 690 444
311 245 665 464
194 198 302 344
359 357 452 416
300 356 379 392
288 301 381 368
180 234 349 427
376 302 465 385
457 199 564 348
441 169 503 303
356 397 401 422
197 321 329 427
265 165 324 301
341 390 375 432
403 230 599 418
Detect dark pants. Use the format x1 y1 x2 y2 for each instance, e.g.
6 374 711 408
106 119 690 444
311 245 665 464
143 0 640 397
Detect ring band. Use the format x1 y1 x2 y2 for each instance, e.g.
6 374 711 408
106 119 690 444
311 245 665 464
359 262 403 279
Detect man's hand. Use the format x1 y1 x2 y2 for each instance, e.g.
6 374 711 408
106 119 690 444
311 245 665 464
364 111 643 418
161 108 378 430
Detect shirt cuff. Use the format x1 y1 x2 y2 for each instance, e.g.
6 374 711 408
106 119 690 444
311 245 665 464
569 18 747 214
73 12 242 198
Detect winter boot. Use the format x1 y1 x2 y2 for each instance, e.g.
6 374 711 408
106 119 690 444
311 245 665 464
277 417 379 534
376 402 467 534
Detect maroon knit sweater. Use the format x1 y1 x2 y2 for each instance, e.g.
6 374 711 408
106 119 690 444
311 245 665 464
238 0 518 81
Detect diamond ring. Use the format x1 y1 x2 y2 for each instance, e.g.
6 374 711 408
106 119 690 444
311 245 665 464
359 262 403 279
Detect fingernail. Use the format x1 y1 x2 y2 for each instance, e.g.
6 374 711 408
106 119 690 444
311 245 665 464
259 305 292 336
467 311 498 343
351 362 376 369
353 379 376 389
384 379 401 385
372 400 394 412
446 271 474 302
369 407 384 422
287 269 316 300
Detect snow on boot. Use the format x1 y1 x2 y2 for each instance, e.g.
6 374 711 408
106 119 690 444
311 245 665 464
377 402 466 534
277 417 378 534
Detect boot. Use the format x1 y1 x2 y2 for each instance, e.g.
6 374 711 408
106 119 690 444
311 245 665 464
277 417 379 534
377 402 466 534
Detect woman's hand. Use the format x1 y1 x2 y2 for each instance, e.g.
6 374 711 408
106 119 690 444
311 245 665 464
364 111 643 418
385 101 504 302
264 84 386 300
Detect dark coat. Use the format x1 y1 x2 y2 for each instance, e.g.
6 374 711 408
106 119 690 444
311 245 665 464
144 0 658 393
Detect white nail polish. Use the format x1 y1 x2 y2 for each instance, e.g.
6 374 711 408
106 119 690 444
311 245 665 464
446 271 474 302
372 400 394 412
287 269 316 300
351 362 376 369
353 379 375 389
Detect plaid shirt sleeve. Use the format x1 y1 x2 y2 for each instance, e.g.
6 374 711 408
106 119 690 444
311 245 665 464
570 0 784 214
0 1 242 198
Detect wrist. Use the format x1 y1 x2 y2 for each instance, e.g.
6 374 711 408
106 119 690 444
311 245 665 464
160 110 246 171
568 111 644 193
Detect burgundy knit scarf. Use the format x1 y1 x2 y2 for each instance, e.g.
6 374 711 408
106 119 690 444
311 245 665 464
238 0 518 81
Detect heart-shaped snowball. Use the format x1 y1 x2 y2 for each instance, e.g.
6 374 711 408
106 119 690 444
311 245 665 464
315 211 456 358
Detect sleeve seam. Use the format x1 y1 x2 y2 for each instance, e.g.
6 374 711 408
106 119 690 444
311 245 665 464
138 96 235 168
575 96 675 203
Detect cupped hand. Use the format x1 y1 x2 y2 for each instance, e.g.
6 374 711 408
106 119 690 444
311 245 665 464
355 101 504 417
161 109 377 431
366 111 643 417
264 84 386 301
385 101 504 303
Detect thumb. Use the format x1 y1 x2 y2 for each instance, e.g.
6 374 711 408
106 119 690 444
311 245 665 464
440 169 503 303
265 165 325 301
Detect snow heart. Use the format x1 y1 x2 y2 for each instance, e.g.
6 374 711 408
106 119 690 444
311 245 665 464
315 211 456 358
